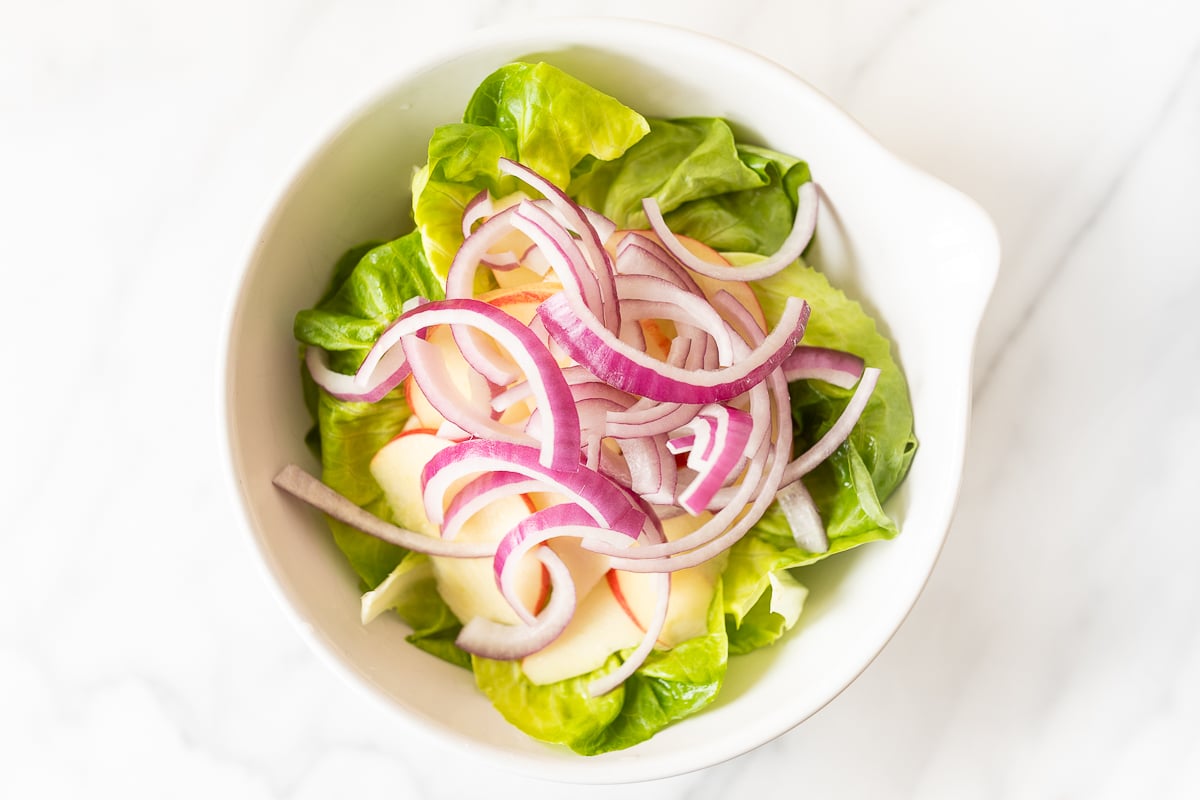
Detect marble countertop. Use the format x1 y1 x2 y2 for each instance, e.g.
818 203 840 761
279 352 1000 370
5 1 1199 796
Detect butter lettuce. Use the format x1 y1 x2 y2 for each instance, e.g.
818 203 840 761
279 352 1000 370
294 232 443 585
754 260 918 536
386 553 472 668
314 390 411 588
722 534 810 655
716 259 917 651
473 583 727 754
666 144 812 253
413 62 650 277
571 124 812 254
568 117 766 227
294 232 443 374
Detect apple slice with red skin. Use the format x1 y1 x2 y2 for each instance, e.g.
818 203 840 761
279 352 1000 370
521 571 644 686
369 428 549 625
607 511 728 648
431 491 549 626
475 281 562 324
546 528 612 602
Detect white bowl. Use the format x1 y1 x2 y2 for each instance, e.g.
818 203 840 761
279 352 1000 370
222 18 999 784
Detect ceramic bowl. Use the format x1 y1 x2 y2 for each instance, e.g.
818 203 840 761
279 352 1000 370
222 17 999 784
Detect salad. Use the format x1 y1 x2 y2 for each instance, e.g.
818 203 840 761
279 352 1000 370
276 62 917 754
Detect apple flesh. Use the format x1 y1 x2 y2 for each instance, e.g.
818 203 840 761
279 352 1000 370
369 429 548 626
546 531 612 602
491 264 545 289
520 512 728 684
369 429 454 536
607 511 727 648
520 573 643 686
431 492 549 627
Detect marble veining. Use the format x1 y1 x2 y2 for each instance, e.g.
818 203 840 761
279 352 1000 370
4 0 1200 797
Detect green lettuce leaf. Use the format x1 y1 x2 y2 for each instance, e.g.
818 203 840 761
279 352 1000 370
411 125 516 278
665 144 812 254
296 234 441 587
386 553 472 669
463 62 651 189
754 260 918 509
471 657 628 750
294 232 443 373
473 582 727 755
715 257 916 655
413 61 650 277
315 389 412 588
722 534 809 655
699 253 917 657
568 117 766 227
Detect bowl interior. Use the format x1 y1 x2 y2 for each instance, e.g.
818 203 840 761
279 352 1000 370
224 19 999 783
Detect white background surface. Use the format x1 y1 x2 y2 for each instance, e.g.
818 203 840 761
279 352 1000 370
4 1 1199 796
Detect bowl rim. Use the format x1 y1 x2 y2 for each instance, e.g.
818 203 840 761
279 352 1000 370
219 15 1001 784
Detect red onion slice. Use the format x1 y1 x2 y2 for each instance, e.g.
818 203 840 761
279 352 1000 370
620 434 677 502
499 158 621 334
614 233 705 296
305 345 411 404
460 190 522 270
674 405 754 515
510 201 611 329
272 465 495 558
440 472 544 541
538 292 810 404
781 367 880 484
599 292 794 571
776 478 828 553
614 275 736 365
493 504 634 625
781 345 865 389
355 298 581 472
421 439 646 537
403 336 527 446
528 198 617 245
643 181 819 282
455 547 575 660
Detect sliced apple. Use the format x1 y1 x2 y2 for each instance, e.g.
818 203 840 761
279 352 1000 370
476 281 561 324
521 574 644 686
609 511 727 648
639 319 673 361
431 492 549 627
399 414 426 434
370 430 548 625
548 533 612 602
369 429 455 536
527 491 569 511
492 264 545 289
